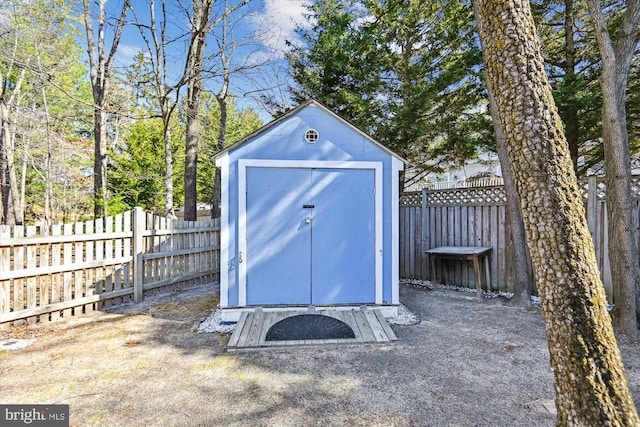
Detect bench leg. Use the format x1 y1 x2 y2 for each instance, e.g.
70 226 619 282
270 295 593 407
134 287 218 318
442 259 449 285
484 256 491 292
473 256 482 298
430 255 437 285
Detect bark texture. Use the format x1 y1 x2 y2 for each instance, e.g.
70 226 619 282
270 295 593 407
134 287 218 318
162 114 175 218
0 100 6 223
0 99 11 224
563 0 580 170
487 87 531 305
0 68 27 225
183 0 213 222
585 0 640 335
211 93 228 220
473 0 640 424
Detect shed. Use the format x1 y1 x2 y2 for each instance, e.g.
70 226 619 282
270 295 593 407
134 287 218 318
215 100 405 322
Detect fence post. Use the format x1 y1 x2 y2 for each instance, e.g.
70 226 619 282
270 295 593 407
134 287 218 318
0 225 10 330
587 175 597 239
421 188 429 280
133 207 145 303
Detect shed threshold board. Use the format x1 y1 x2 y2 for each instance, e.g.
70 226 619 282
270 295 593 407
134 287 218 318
226 307 397 351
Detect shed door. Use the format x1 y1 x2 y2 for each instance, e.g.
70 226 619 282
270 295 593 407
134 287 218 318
245 167 375 305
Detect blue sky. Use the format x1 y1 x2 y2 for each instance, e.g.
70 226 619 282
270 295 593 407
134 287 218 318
107 0 313 121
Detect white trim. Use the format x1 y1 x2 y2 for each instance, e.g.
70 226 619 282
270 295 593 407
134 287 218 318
238 159 384 306
374 163 383 304
216 153 230 307
238 161 248 306
391 157 405 305
221 305 399 323
238 159 382 170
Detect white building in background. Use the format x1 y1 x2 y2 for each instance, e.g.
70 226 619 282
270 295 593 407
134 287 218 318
404 148 502 191
438 149 501 182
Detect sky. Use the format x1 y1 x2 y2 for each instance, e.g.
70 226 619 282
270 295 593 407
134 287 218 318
107 0 313 122
250 0 311 54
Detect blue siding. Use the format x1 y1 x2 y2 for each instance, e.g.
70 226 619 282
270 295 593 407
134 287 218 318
245 167 312 304
229 110 392 164
311 168 375 304
220 103 399 308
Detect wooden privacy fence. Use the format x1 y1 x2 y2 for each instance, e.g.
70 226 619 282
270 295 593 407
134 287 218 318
0 207 220 328
400 176 640 300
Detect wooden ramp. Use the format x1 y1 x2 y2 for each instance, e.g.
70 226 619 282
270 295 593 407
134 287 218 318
227 307 397 351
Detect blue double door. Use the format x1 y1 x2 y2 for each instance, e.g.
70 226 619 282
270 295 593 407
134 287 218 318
245 167 375 306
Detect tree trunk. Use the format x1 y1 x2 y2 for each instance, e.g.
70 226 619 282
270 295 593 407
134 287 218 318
3 71 26 225
44 146 53 227
41 88 53 228
162 108 175 218
473 0 640 424
82 0 129 219
0 99 9 224
487 88 531 306
211 67 229 220
133 0 179 219
210 97 227 219
184 80 201 221
585 0 640 335
563 0 580 170
183 0 213 222
211 172 221 219
93 107 108 218
4 117 22 225
602 82 639 333
19 135 27 221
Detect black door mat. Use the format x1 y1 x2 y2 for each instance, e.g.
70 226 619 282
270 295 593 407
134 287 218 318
265 314 355 341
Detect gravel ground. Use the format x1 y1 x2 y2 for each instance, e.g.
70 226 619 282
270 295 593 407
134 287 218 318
1 282 639 426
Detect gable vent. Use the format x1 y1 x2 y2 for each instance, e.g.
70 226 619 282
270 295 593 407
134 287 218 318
305 129 319 143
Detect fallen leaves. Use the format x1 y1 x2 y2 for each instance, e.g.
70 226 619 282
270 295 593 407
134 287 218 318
124 339 141 348
504 344 522 352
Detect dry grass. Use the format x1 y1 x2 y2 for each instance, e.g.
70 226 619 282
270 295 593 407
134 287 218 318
1 283 638 426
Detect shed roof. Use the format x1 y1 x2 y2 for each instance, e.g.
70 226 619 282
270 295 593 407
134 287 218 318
214 99 406 163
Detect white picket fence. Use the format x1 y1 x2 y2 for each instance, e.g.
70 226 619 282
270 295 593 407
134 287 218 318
0 207 220 328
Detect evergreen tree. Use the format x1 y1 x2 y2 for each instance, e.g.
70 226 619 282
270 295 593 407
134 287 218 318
287 0 492 177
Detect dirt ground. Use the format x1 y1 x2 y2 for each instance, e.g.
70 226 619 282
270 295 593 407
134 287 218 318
1 283 639 427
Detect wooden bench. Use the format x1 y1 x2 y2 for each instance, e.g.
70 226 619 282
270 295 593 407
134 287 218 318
425 246 492 298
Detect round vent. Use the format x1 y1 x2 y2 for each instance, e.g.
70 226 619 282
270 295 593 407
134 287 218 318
305 129 319 143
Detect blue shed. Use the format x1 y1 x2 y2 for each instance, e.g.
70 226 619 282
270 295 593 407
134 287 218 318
215 100 404 322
